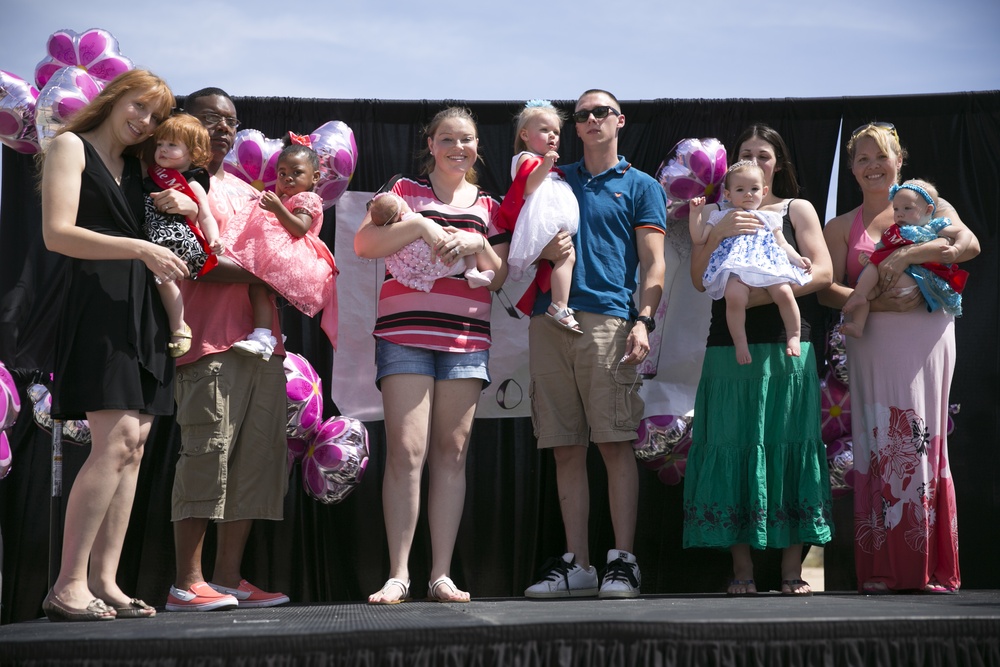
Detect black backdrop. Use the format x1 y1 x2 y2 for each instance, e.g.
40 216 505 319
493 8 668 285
1 92 998 624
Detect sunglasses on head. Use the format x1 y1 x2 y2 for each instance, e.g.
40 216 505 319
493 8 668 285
572 105 620 124
851 121 897 142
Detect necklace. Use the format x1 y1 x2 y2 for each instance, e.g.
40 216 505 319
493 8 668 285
85 133 125 185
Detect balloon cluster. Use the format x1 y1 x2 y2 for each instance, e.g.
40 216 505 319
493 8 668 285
656 138 728 221
1 28 133 154
223 121 357 210
27 383 92 446
633 412 693 486
0 362 20 479
283 353 368 504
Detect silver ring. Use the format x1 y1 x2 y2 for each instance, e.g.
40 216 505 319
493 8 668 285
452 248 459 255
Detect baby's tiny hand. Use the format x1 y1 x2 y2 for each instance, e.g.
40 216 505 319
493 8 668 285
858 252 870 267
544 150 560 163
209 239 225 255
259 190 282 212
799 256 813 274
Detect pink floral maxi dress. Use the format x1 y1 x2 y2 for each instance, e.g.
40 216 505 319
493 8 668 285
845 209 960 592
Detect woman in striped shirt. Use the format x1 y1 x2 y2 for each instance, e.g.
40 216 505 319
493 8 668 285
355 107 508 604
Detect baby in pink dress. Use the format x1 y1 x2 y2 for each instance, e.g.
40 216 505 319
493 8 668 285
368 192 493 292
221 142 337 359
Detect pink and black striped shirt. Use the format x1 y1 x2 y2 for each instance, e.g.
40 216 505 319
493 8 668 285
373 175 503 352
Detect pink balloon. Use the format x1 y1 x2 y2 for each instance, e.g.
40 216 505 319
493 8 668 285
0 70 40 154
34 66 103 151
301 416 369 504
656 138 728 221
26 383 91 445
34 28 133 89
820 372 851 443
282 352 324 441
634 413 690 462
0 431 11 480
636 413 693 486
0 362 20 431
826 436 855 498
223 129 283 191
310 120 357 209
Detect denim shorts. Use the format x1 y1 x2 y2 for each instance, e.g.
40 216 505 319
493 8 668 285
375 338 491 390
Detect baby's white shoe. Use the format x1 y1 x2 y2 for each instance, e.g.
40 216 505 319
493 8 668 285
232 329 277 361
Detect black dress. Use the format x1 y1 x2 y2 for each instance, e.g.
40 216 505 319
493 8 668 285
50 136 174 420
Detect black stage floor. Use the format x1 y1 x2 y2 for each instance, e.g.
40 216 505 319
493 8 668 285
2 591 999 666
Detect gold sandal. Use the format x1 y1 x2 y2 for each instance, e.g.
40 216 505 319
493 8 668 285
168 324 192 358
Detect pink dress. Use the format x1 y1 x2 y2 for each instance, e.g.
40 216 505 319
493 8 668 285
220 191 337 317
844 208 960 592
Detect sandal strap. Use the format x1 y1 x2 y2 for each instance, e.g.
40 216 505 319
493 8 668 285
381 578 409 598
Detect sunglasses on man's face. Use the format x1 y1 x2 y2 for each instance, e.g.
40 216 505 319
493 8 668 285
572 105 620 124
851 121 897 142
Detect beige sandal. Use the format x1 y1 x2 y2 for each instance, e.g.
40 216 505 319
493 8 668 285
168 323 192 358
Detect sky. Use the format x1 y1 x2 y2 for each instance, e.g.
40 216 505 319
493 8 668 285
2 0 998 104
2 0 999 203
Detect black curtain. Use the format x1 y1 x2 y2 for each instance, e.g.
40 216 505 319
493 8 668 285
2 92 998 624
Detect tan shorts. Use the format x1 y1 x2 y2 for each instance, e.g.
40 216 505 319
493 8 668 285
171 350 288 522
528 311 644 448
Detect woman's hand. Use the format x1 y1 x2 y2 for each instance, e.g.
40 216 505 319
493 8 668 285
433 227 482 265
710 208 764 242
139 241 190 284
150 189 198 218
869 284 924 312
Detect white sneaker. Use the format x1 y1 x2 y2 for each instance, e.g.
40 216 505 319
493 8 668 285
525 552 598 598
598 549 641 599
232 331 277 361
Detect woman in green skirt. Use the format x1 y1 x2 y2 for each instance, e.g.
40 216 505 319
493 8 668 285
683 124 834 596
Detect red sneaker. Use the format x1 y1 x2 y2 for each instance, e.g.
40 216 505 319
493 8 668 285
165 582 239 612
208 580 289 608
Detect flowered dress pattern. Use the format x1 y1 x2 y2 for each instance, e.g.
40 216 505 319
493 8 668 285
701 209 810 300
846 207 960 591
220 191 337 317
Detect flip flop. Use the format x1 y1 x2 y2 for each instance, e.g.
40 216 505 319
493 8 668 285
781 579 813 596
921 583 958 595
368 578 410 605
726 579 757 597
861 581 893 595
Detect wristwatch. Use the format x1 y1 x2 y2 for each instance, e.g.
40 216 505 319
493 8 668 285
634 315 655 333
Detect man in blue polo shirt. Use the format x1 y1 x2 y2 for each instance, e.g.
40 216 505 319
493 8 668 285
525 89 666 599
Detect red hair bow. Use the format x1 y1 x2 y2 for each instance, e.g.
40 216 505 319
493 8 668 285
288 131 312 147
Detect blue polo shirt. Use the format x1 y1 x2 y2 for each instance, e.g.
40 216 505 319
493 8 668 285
533 156 667 320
